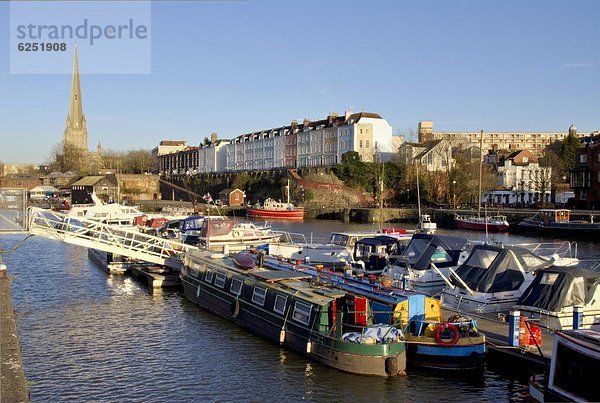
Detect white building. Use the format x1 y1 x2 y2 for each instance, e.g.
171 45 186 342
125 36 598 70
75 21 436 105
151 140 188 174
397 140 454 171
198 138 231 173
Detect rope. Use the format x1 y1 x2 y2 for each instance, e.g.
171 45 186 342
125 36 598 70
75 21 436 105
0 235 33 255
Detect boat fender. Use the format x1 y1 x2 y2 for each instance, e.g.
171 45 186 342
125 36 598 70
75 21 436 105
385 357 399 376
434 323 460 345
231 298 240 318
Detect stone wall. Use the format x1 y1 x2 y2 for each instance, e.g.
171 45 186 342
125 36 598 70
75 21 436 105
117 174 160 201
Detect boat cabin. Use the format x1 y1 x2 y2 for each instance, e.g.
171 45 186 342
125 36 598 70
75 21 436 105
450 244 552 294
537 209 571 224
352 236 409 273
517 267 600 330
397 233 468 271
328 232 376 249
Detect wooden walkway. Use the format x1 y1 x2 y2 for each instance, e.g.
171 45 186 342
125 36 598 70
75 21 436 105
443 308 553 370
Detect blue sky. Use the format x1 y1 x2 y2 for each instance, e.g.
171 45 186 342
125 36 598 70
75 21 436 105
1 0 599 163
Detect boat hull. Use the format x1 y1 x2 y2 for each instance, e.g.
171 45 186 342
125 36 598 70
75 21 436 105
518 221 600 238
455 218 509 232
406 338 486 370
246 208 304 220
180 265 406 376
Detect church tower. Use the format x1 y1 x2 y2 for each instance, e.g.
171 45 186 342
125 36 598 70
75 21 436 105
63 45 88 151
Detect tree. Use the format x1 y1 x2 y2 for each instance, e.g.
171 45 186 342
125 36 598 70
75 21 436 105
561 133 581 173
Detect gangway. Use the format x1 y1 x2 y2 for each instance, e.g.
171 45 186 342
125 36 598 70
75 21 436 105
27 207 196 270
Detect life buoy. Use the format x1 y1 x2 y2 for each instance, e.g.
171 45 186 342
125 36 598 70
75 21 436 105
231 299 240 318
434 323 460 345
233 231 240 238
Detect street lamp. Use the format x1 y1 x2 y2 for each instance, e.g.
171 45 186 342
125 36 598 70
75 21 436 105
452 180 457 209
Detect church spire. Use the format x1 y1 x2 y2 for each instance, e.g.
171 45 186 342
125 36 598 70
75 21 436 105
63 45 87 150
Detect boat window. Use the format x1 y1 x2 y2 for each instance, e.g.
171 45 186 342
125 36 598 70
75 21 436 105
520 253 547 269
540 272 559 285
252 286 267 306
230 278 243 295
292 301 312 325
464 248 499 269
402 238 429 264
205 270 214 283
273 294 288 315
214 272 226 288
329 234 349 246
431 246 452 263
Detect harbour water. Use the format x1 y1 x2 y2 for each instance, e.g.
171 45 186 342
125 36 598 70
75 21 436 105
2 220 599 401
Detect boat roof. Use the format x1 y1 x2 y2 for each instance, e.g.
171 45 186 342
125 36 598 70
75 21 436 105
560 329 600 346
356 235 402 247
453 243 552 293
402 233 469 270
517 267 600 312
538 209 570 213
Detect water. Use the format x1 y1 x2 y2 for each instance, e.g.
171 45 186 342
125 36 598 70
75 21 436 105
2 221 599 401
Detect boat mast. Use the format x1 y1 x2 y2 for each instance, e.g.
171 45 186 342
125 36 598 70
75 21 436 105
478 129 483 217
286 179 290 204
378 147 384 230
416 164 422 222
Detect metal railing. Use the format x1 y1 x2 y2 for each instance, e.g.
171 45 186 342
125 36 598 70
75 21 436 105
27 207 197 269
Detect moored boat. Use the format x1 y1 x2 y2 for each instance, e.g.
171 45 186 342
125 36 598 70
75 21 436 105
246 198 304 220
198 219 281 252
180 250 407 376
454 214 510 232
258 254 486 370
516 266 600 331
518 209 600 238
529 329 600 402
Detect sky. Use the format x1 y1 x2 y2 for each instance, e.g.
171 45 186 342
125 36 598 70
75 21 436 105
1 0 599 164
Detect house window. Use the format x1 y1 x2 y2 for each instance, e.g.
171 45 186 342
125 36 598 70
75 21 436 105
366 140 370 148
252 286 267 306
580 189 588 200
205 270 214 283
273 294 287 315
292 301 312 325
230 278 243 295
359 140 363 148
522 157 528 163
580 154 587 163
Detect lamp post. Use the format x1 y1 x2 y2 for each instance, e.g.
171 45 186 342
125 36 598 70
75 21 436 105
452 180 457 209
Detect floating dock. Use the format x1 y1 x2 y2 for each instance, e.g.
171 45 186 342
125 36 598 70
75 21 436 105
130 265 180 288
443 307 552 371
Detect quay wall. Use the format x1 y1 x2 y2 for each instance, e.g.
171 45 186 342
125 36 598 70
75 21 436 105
0 262 29 402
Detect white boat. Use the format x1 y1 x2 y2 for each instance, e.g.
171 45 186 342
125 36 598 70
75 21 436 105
267 230 412 268
198 218 280 252
381 233 471 296
67 193 144 228
529 329 600 402
440 244 554 314
516 266 600 331
416 214 437 234
349 235 411 274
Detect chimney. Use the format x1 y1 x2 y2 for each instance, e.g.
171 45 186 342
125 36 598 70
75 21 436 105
328 112 338 125
211 132 218 143
303 118 310 126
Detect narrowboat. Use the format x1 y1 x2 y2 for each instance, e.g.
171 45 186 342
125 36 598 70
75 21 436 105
180 250 407 376
260 254 486 370
454 214 510 232
529 329 600 402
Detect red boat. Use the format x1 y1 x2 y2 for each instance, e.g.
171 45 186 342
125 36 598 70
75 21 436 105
454 214 510 232
246 198 304 220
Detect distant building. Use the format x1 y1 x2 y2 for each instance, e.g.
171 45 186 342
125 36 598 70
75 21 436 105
40 171 80 188
161 111 394 175
571 142 600 209
418 121 585 155
0 174 40 190
71 176 118 204
484 150 552 205
30 186 59 200
397 139 454 171
218 188 245 207
151 140 188 174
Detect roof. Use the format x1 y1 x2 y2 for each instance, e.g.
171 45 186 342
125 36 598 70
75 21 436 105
218 188 243 195
31 185 58 192
71 176 114 186
413 140 444 160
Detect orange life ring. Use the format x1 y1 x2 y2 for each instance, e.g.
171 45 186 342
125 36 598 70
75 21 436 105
434 323 460 345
